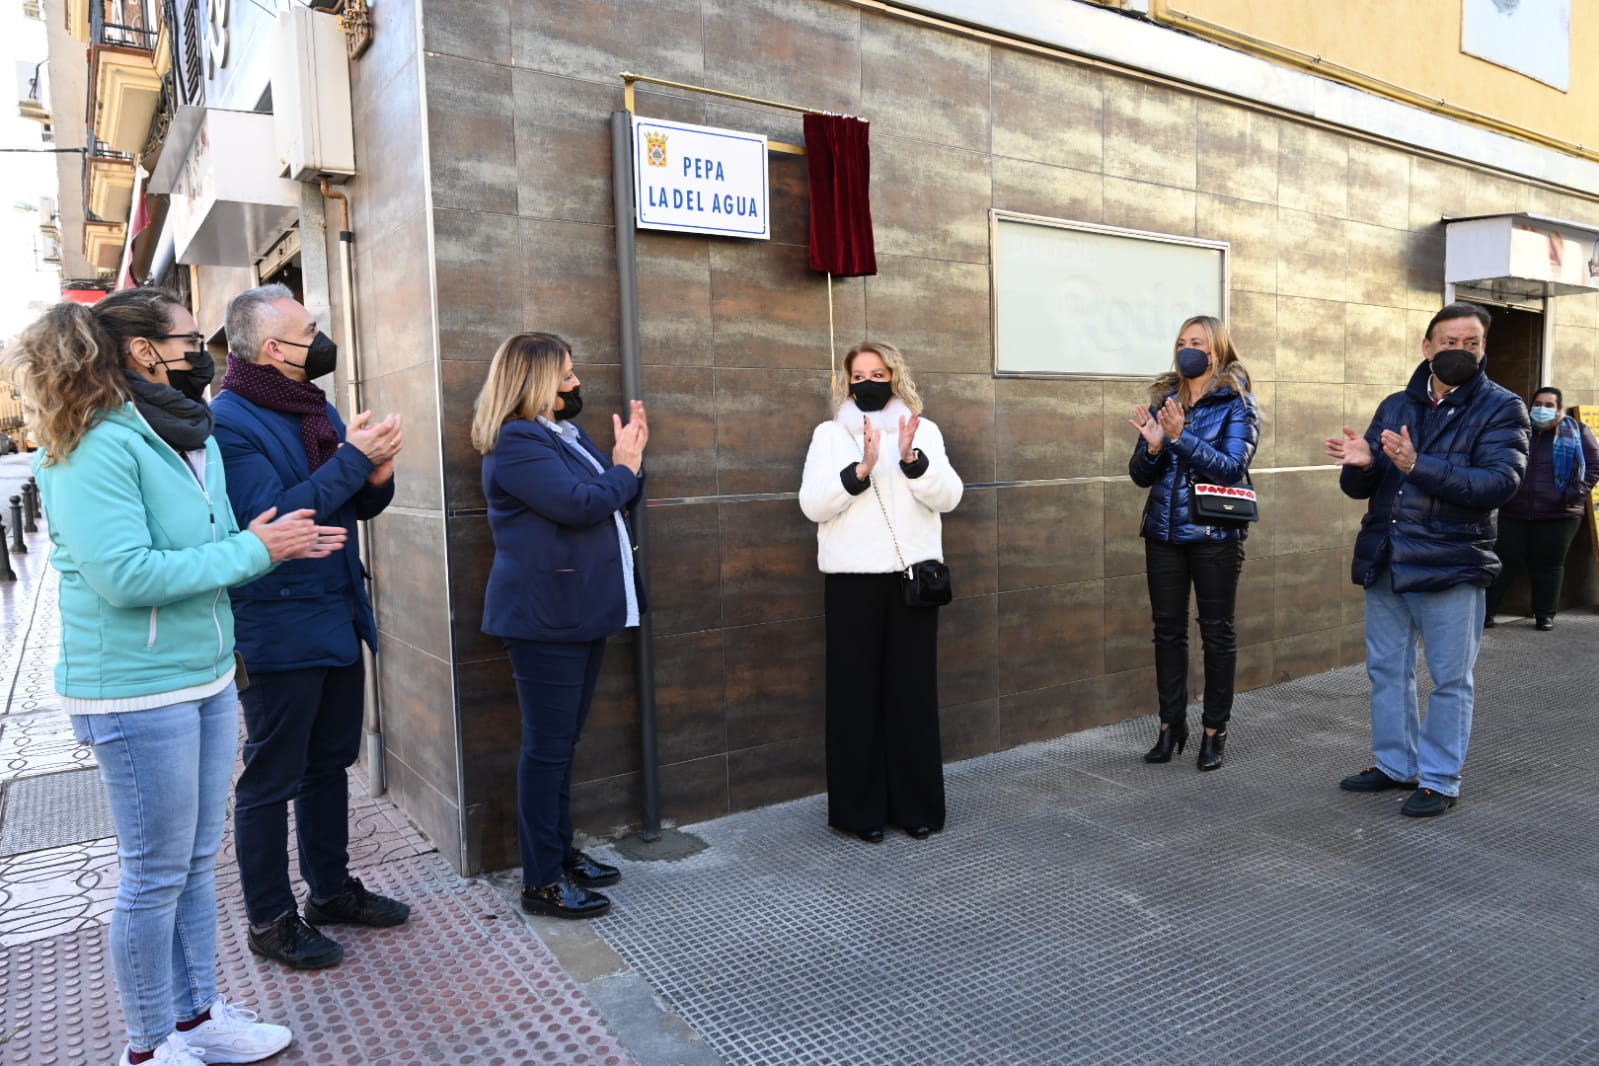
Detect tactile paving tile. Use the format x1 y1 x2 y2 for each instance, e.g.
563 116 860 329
0 768 115 855
589 614 1599 1066
0 851 637 1065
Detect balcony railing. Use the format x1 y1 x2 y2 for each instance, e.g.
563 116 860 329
90 0 156 51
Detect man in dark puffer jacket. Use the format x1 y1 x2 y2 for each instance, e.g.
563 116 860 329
1326 302 1528 818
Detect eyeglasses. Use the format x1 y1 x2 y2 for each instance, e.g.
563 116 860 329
150 332 207 345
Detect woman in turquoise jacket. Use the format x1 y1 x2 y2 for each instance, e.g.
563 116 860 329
6 291 343 1066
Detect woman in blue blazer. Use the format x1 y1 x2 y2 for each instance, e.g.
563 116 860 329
473 332 649 920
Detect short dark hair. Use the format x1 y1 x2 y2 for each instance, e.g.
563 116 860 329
1425 302 1491 341
1533 385 1563 409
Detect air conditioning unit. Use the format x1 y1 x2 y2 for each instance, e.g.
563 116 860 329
270 7 354 182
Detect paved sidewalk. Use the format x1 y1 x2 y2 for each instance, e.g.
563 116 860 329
2 470 1596 1064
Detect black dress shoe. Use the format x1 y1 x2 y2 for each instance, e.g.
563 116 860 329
1482 615 1496 629
1339 766 1418 792
305 876 410 927
1143 723 1189 763
906 825 933 840
857 827 884 844
563 849 620 888
521 876 611 919
248 911 344 970
1400 787 1457 817
1535 615 1555 631
1196 729 1227 771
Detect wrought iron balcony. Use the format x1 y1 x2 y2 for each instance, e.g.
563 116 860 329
90 0 156 51
88 0 162 155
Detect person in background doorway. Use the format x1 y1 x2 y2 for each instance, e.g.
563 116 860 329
473 332 648 920
799 341 963 843
1485 386 1598 631
1129 316 1259 772
6 289 342 1066
213 283 409 970
1327 302 1528 817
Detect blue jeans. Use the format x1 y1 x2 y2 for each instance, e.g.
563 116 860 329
504 638 607 888
1363 568 1484 796
71 687 239 1053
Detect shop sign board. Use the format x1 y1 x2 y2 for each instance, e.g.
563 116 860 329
632 116 769 239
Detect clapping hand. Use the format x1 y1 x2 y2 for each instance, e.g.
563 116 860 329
857 417 882 481
899 412 921 463
1325 426 1374 469
1379 425 1418 476
247 507 349 563
1130 403 1167 452
611 400 649 474
1156 397 1186 441
345 411 404 484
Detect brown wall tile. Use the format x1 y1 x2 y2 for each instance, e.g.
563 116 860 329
358 208 434 378
709 242 865 369
1274 296 1346 384
351 51 425 250
654 630 727 764
992 158 1102 225
917 371 996 486
715 368 832 496
512 71 619 226
433 208 522 363
940 698 1002 762
385 750 465 870
994 378 1105 482
861 12 990 153
520 217 621 360
727 735 826 811
1101 571 1149 675
350 0 417 108
369 512 453 662
997 580 1105 694
1198 194 1277 295
942 487 998 600
569 754 732 841
1102 379 1147 477
863 257 992 374
1103 78 1197 189
724 616 825 750
569 637 643 783
1273 546 1346 638
991 49 1102 172
998 676 1105 748
1195 101 1278 205
1097 664 1156 724
425 0 511 64
1234 550 1275 648
1101 177 1196 237
441 360 488 511
1277 124 1349 219
1344 302 1412 387
425 54 516 215
1272 629 1341 684
1269 470 1350 557
1103 480 1148 579
512 0 704 83
1276 209 1348 302
939 593 999 708
1230 290 1277 384
445 512 497 663
1347 142 1411 230
360 360 443 513
645 501 722 637
997 482 1105 591
718 498 822 628
635 364 717 500
1273 382 1346 467
377 637 459 822
871 135 993 263
702 0 860 116
638 233 713 367
1345 221 1411 309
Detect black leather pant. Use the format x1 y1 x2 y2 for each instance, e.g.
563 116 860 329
1145 539 1245 730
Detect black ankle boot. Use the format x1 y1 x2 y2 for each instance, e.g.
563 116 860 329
1143 723 1189 763
1196 729 1227 771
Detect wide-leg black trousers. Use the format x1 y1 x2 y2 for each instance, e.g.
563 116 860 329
823 572 946 833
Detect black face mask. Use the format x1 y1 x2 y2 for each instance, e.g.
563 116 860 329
1430 348 1480 388
554 385 583 421
161 348 215 405
276 331 338 381
849 379 893 412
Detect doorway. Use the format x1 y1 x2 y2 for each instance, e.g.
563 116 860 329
1479 303 1543 401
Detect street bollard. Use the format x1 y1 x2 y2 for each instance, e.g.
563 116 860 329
27 476 42 518
21 480 37 533
0 518 14 580
8 497 25 555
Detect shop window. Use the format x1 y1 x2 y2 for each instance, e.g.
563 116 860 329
991 211 1228 379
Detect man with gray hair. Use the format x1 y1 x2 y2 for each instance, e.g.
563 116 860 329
212 284 408 969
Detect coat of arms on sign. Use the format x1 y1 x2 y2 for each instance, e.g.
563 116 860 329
646 131 668 167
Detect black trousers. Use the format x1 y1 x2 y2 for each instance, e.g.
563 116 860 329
1145 539 1245 731
234 660 365 925
1488 515 1582 619
824 573 945 833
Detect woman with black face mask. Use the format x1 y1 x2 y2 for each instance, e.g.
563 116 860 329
1129 316 1259 772
799 341 964 843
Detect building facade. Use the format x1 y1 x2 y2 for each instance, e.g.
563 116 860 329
45 0 1599 874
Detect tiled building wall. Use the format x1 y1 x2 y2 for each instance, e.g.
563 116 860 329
411 0 1599 872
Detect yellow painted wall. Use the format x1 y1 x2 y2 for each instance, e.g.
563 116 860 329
1157 0 1598 155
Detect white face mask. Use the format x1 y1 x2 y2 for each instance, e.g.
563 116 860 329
1530 406 1558 428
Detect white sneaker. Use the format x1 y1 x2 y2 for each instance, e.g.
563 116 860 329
119 1032 207 1066
182 995 293 1064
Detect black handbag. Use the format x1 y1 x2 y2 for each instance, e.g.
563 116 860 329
1189 469 1259 524
867 458 953 608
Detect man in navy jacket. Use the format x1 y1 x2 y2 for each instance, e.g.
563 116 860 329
1326 302 1528 818
214 284 409 969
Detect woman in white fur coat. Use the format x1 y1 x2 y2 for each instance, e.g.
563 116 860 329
798 341 964 843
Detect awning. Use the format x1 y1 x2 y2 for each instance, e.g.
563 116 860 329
1445 213 1599 301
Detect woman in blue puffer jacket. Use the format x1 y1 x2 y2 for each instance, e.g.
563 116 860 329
1128 316 1259 771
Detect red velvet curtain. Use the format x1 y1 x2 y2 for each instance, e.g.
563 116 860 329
803 113 877 277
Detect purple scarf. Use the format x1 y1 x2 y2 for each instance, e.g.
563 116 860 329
219 353 341 471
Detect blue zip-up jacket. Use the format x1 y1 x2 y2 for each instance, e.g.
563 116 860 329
481 419 647 643
211 390 394 672
34 405 272 701
1129 367 1260 544
1340 360 1529 591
